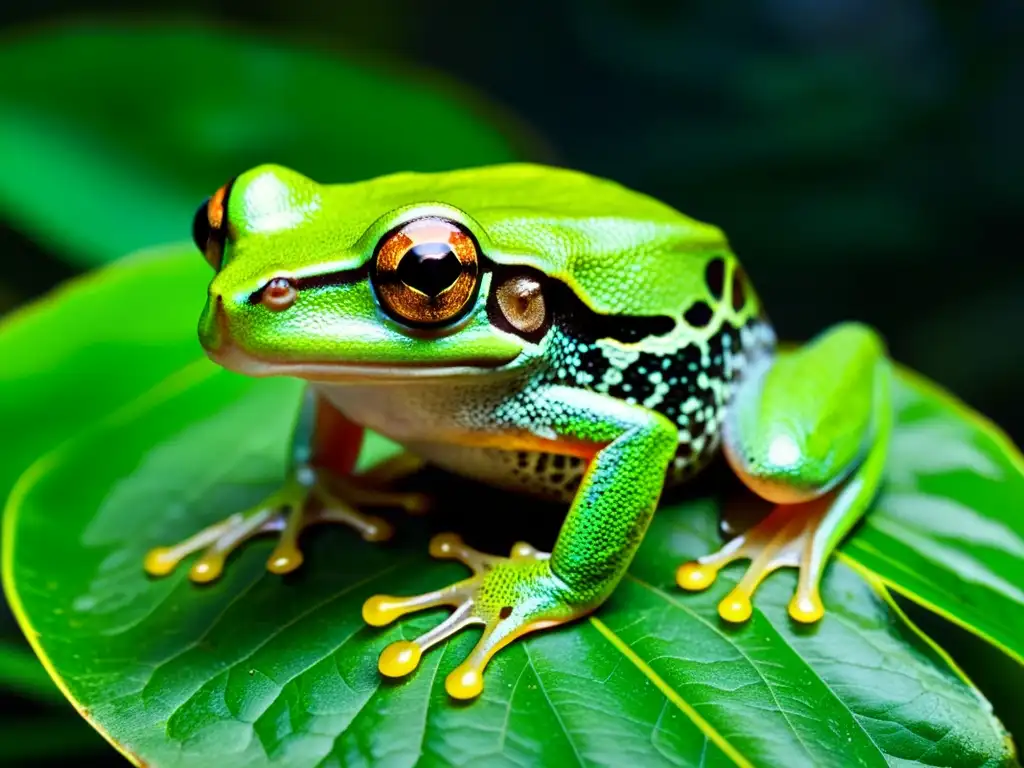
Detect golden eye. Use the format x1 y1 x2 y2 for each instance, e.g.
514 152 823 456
192 180 234 270
495 274 547 335
372 218 480 326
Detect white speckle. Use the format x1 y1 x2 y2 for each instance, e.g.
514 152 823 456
767 434 801 468
244 173 321 233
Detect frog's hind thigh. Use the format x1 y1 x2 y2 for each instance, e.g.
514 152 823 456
677 323 893 623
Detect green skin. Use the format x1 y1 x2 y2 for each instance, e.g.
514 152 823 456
148 163 891 701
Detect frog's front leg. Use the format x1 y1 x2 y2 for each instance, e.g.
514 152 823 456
362 386 678 700
677 322 892 623
144 389 428 583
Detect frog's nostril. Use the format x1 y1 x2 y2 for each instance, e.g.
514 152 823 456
259 278 298 312
199 295 228 352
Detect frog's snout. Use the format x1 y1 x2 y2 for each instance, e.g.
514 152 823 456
198 293 228 354
199 275 299 359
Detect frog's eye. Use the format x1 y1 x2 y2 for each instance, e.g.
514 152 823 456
192 180 233 270
372 217 480 326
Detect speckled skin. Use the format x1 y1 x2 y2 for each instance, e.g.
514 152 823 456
149 163 891 701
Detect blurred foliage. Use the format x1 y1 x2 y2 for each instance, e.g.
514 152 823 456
0 1 1020 765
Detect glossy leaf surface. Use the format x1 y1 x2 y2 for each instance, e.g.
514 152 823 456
3 252 1020 767
0 247 208 515
846 374 1024 664
0 22 525 267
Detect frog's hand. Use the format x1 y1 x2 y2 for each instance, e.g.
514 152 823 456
362 386 678 700
144 390 428 583
677 322 892 623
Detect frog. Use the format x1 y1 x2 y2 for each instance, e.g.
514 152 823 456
145 163 892 701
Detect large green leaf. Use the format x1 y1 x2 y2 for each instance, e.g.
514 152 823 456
2 361 1014 767
0 246 209 521
2 250 1020 766
842 372 1024 664
0 21 529 267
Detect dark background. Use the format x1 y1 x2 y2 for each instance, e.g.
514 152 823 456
3 0 1022 443
1 1 1021 765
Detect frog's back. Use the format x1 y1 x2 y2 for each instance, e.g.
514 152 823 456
327 163 746 321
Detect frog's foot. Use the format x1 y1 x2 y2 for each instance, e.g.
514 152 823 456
362 533 583 700
676 494 834 624
144 468 430 584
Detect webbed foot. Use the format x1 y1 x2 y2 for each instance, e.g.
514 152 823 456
362 533 584 700
144 467 429 583
676 494 834 624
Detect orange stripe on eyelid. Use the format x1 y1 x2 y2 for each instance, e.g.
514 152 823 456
208 184 228 230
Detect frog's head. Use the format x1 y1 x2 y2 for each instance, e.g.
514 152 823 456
193 164 551 383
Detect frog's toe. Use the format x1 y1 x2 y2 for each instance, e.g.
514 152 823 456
676 494 833 624
363 533 573 700
144 468 418 583
329 476 431 518
145 507 281 583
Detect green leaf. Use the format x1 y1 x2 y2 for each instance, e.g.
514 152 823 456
842 370 1024 665
0 246 209 519
0 21 528 267
1 251 1017 766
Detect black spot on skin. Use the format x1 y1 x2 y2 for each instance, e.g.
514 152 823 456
536 454 549 474
564 476 583 494
499 606 513 620
516 452 529 469
550 473 565 484
552 454 566 470
705 257 726 300
548 280 675 343
684 301 714 328
731 266 747 312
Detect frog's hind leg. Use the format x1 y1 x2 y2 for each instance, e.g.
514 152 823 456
145 390 429 583
677 465 879 622
677 323 893 624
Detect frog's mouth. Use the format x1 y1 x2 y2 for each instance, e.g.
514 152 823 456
207 342 515 384
202 298 521 384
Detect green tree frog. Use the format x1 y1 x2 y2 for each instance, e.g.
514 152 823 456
145 163 891 701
